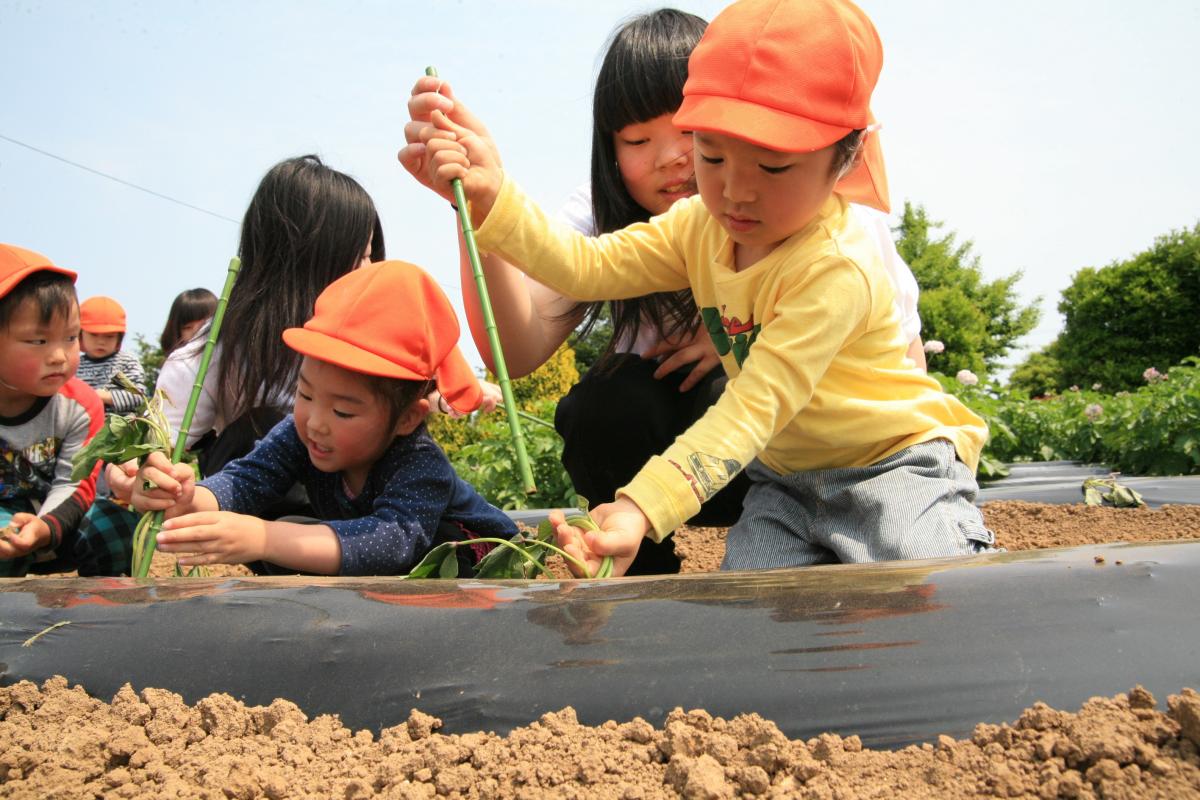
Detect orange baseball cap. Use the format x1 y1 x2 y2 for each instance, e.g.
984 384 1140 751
80 296 127 333
673 0 890 212
282 261 483 414
0 243 77 299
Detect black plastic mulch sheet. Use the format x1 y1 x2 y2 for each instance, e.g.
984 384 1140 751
977 460 1200 507
3 541 1198 749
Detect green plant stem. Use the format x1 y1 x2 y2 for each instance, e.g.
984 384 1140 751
134 257 241 578
515 409 556 431
425 65 535 495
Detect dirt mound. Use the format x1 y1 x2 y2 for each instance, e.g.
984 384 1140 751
2 678 1197 799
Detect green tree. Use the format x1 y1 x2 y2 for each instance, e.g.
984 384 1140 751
1051 222 1200 392
895 202 1040 378
133 333 164 393
567 305 612 376
1006 345 1064 397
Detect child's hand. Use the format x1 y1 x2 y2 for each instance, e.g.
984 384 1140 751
552 498 651 578
0 513 51 559
97 389 113 407
157 511 268 567
419 109 503 225
476 380 503 414
399 76 501 200
642 328 722 392
105 459 139 504
131 451 196 515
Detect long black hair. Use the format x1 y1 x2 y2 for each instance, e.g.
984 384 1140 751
572 9 707 369
217 154 385 424
159 287 217 355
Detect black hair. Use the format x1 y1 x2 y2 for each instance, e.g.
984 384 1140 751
361 375 435 434
217 155 385 426
831 129 866 179
160 287 218 356
0 272 77 331
573 9 709 370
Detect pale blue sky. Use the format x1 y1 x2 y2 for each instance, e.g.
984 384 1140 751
3 0 1197 375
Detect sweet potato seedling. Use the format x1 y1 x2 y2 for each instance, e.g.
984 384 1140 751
405 496 614 580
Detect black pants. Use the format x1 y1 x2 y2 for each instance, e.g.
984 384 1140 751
554 355 751 575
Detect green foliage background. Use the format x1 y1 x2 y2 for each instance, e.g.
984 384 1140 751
896 202 1040 378
429 343 581 509
1012 222 1200 395
940 359 1200 478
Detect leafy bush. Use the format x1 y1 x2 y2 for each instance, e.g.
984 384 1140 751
444 400 578 510
428 344 581 509
940 357 1200 476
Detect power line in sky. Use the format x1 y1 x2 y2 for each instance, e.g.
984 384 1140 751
0 133 240 224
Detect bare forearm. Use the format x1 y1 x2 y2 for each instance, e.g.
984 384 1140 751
262 521 342 575
457 221 577 377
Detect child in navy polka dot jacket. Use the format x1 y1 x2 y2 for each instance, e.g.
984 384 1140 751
130 261 516 575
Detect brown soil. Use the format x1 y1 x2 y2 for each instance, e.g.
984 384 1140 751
2 678 1198 799
15 501 1196 798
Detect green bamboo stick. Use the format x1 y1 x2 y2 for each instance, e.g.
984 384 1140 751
426 65 535 493
133 256 242 577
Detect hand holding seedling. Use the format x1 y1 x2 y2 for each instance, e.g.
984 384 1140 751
0 513 51 559
131 451 197 517
104 459 139 505
551 497 650 578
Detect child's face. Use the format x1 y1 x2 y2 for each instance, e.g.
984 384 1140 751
292 357 402 493
693 132 842 268
0 299 80 401
613 113 696 216
178 320 205 344
81 330 120 359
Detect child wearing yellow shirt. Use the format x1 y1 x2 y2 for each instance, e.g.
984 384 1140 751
406 0 993 576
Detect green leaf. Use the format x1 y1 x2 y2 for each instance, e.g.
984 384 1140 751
473 532 548 579
404 542 459 579
438 551 460 578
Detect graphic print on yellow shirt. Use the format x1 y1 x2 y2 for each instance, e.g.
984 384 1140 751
700 306 761 367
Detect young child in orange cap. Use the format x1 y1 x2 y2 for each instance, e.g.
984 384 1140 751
410 0 993 576
131 261 516 575
0 244 137 577
76 295 147 413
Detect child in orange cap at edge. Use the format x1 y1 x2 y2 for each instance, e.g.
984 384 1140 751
408 0 994 577
0 243 140 577
76 295 147 413
130 262 517 575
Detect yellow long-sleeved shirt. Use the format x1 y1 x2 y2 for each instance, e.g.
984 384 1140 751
475 176 988 541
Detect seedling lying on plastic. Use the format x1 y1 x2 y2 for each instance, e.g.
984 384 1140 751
405 497 614 580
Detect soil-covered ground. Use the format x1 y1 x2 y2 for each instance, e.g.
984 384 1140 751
8 501 1198 798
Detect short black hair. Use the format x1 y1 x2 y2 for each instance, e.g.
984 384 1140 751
361 374 435 434
0 272 78 331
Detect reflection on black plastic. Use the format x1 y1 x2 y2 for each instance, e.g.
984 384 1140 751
2 541 1198 750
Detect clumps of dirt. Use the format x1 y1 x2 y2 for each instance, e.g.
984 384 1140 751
981 502 1200 552
2 678 1198 799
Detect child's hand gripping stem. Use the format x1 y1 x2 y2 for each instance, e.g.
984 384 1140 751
131 256 241 577
551 497 650 578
